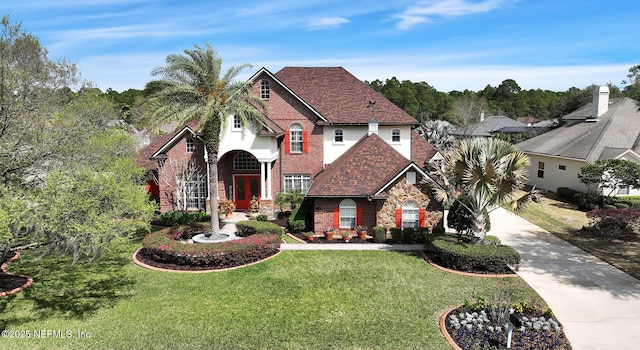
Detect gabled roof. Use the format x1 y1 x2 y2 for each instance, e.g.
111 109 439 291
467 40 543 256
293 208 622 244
411 130 439 166
273 67 419 126
134 132 175 171
306 133 425 198
516 97 640 163
452 116 526 137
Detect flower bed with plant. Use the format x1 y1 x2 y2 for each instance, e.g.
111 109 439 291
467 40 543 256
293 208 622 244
425 234 520 274
152 210 211 226
140 225 280 269
445 295 571 349
582 208 640 239
235 220 284 237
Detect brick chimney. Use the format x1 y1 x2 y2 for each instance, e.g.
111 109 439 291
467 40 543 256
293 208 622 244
592 85 610 118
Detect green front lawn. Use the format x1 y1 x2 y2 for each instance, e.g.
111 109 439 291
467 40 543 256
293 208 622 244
2 235 542 349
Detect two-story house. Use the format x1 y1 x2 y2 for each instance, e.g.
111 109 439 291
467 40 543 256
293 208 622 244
137 67 444 234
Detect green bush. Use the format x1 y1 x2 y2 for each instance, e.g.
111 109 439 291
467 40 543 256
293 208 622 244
425 235 520 274
481 235 501 246
432 226 445 235
287 198 310 233
402 227 416 243
615 202 630 209
603 204 617 210
372 226 387 243
235 221 284 237
154 210 211 226
390 227 402 243
447 199 491 234
256 214 268 221
141 226 280 268
416 227 430 243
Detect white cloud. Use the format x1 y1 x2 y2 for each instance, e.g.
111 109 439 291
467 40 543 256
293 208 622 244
306 17 350 30
394 0 511 30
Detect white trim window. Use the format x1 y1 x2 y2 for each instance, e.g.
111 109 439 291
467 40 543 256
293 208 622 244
339 199 356 229
260 80 270 100
186 138 195 153
183 173 207 210
284 174 311 193
391 129 401 143
402 201 419 229
334 129 344 143
232 115 242 130
290 123 303 153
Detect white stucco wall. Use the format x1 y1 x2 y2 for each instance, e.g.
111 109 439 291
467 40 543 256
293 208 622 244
323 125 412 164
218 115 278 162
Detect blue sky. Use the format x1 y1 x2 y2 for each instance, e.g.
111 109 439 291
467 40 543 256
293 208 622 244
4 0 639 92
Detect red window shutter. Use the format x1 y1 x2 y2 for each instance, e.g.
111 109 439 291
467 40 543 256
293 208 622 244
333 206 340 228
395 208 402 228
302 130 309 154
356 207 363 227
419 208 426 227
284 129 290 154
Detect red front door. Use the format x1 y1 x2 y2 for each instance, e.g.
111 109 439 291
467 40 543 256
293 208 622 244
234 175 260 210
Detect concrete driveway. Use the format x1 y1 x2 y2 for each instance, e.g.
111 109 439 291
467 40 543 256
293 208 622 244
489 207 640 350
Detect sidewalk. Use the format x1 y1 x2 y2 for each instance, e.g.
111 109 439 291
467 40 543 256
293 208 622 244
489 207 640 350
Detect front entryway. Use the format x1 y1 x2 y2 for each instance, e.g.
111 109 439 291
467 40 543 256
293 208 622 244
234 175 260 210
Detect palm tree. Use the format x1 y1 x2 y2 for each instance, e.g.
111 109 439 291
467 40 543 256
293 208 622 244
147 44 265 238
416 119 456 151
423 138 538 243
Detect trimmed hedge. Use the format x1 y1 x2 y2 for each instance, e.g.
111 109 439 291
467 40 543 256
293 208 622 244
390 227 402 243
153 210 211 226
425 234 520 274
140 225 280 269
235 220 284 237
372 226 387 243
287 198 311 233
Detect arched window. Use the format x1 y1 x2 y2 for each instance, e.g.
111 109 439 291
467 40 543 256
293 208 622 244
233 151 260 171
391 128 401 143
401 201 419 229
260 80 270 100
339 199 356 229
334 129 344 143
289 123 303 153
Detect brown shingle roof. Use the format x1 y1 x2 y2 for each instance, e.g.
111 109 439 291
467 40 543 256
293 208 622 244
134 132 175 171
411 130 439 166
307 133 412 197
274 67 419 125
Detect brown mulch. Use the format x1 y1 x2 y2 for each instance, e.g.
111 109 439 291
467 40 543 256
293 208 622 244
1 251 33 296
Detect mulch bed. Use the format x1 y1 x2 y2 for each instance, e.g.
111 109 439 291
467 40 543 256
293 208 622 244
1 251 33 297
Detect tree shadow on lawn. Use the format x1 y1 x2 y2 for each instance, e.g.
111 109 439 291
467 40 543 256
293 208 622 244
1 247 136 329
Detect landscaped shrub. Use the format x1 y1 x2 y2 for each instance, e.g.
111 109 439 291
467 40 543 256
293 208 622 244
416 227 430 243
287 198 310 233
390 227 402 243
583 208 640 238
372 226 387 243
141 226 280 269
425 234 520 274
447 199 490 235
256 214 268 221
154 210 211 226
615 202 630 209
402 227 416 243
235 221 284 237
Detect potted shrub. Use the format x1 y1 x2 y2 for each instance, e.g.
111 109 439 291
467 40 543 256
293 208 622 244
341 231 350 242
323 226 334 241
219 199 236 218
304 232 315 242
356 225 368 240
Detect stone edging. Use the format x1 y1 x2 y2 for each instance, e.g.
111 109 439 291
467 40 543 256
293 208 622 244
0 251 34 297
131 247 282 273
439 305 464 350
419 251 519 278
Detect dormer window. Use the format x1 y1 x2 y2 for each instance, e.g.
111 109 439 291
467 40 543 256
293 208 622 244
260 80 270 100
334 129 344 143
391 129 401 143
232 115 242 130
186 138 195 153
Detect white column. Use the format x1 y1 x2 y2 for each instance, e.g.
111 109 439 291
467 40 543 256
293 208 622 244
260 161 266 200
266 161 272 200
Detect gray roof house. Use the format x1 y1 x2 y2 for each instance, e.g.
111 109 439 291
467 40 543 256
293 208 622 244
451 114 545 139
515 86 640 195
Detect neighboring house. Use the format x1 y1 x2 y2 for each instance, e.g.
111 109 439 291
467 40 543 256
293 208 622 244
451 114 543 140
515 86 640 196
137 67 444 234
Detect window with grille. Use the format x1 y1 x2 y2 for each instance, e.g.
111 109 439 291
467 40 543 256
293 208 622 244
284 174 310 193
232 115 242 130
186 138 195 153
402 201 419 229
334 129 344 143
339 199 356 229
184 173 206 210
391 129 401 143
260 80 270 100
290 123 303 153
233 151 260 170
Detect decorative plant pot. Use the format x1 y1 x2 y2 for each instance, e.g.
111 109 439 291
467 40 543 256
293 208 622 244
342 235 350 242
324 232 334 241
306 235 314 242
358 231 367 240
